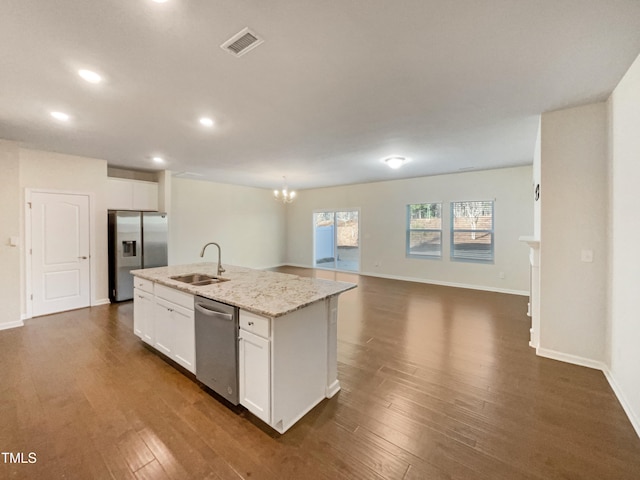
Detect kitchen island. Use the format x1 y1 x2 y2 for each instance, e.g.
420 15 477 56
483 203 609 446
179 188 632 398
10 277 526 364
131 262 356 433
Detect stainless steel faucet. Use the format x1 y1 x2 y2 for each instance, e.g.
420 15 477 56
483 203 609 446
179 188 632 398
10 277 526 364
200 242 226 277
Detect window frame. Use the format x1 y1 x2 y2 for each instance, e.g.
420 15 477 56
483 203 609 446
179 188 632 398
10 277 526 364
406 202 443 260
450 200 494 263
312 208 361 272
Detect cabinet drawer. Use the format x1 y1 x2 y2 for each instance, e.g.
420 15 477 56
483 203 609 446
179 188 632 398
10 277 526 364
155 284 194 310
240 310 270 338
134 277 154 294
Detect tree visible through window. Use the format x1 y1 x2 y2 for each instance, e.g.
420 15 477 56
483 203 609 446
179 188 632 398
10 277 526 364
314 210 360 271
451 201 494 262
407 203 442 258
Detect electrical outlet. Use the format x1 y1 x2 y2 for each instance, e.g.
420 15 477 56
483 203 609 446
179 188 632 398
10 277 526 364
499 271 505 279
581 249 594 263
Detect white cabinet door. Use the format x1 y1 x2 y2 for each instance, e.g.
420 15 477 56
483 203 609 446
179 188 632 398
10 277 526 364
133 288 154 344
172 303 195 373
154 296 195 373
239 329 270 423
154 297 175 357
107 178 134 210
107 178 159 211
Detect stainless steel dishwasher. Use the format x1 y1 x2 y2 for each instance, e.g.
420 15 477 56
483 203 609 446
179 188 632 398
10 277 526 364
194 296 239 405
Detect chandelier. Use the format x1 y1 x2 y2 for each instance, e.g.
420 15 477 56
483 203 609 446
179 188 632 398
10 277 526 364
273 176 296 203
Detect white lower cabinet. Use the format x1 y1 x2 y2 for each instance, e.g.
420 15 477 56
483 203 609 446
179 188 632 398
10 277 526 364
154 297 195 373
132 276 340 434
153 297 176 356
133 277 195 374
133 288 154 345
238 302 332 434
239 329 271 424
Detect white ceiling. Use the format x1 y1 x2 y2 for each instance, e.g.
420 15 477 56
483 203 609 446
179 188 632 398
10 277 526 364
2 1 640 190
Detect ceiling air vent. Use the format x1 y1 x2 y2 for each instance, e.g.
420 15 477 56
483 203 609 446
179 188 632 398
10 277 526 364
221 27 264 57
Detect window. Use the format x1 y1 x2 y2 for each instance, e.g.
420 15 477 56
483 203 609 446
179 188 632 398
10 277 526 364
451 200 494 263
407 203 442 258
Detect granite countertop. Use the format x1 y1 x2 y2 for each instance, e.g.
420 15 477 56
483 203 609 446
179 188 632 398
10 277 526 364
131 263 357 318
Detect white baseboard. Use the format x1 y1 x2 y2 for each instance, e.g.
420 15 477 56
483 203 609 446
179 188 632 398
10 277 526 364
280 262 312 269
326 380 341 398
0 320 25 331
261 263 289 270
281 263 528 296
536 347 606 371
531 348 640 440
603 368 640 439
359 270 529 296
92 298 111 306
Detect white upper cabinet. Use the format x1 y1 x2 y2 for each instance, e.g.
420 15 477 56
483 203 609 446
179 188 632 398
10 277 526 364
107 177 158 211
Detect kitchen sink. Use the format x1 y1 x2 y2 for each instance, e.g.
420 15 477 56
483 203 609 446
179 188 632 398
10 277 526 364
170 273 230 286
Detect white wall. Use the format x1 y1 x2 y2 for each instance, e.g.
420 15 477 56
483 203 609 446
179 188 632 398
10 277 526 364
0 141 22 329
169 177 286 268
286 166 533 294
539 103 608 366
533 118 541 239
19 148 109 308
607 52 640 435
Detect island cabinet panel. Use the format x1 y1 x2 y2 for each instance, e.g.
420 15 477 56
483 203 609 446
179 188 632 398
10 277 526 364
326 295 340 397
239 329 271 424
271 300 328 433
238 301 331 433
131 264 355 434
133 288 154 345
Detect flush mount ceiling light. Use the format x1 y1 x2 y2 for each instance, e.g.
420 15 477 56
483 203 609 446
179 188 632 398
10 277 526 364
78 69 102 84
152 156 165 164
273 176 296 203
50 111 70 121
199 117 214 127
383 156 407 169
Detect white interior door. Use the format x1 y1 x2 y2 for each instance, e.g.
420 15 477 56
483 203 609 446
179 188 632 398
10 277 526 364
31 192 90 316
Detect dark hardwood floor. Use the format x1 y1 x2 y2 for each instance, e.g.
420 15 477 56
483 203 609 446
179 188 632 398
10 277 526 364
1 267 639 479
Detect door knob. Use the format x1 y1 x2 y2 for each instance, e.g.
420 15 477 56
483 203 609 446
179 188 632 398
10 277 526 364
78 256 88 259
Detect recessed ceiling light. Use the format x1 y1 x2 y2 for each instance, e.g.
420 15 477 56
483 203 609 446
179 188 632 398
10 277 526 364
199 117 214 127
78 69 102 84
50 111 70 121
152 156 165 164
383 156 407 169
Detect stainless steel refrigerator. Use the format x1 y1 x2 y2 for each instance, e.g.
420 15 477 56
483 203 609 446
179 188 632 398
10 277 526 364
108 211 168 302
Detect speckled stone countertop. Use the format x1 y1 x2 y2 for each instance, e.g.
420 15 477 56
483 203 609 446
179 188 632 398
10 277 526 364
131 263 357 318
